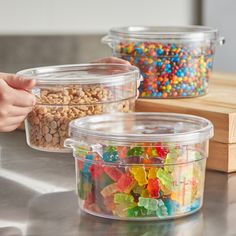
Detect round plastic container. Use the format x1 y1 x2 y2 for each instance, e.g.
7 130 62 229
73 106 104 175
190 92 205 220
102 26 224 99
65 112 213 220
17 64 139 152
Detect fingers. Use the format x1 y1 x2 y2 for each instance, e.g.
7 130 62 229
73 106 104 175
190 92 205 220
94 57 131 65
8 105 33 116
3 86 36 107
0 115 26 132
9 87 36 107
0 76 36 107
0 73 36 91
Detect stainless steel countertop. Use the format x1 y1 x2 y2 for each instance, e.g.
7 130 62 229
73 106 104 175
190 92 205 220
0 131 236 236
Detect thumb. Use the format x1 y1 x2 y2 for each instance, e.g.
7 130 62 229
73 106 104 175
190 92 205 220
0 73 36 90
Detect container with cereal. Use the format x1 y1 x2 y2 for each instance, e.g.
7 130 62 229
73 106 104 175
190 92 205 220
17 64 139 152
65 112 213 220
102 26 224 98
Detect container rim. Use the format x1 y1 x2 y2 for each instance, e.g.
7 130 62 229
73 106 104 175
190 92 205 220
17 63 140 86
69 112 214 144
74 154 207 167
108 25 219 41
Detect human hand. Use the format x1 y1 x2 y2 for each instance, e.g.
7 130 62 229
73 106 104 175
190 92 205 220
0 73 36 132
93 56 131 65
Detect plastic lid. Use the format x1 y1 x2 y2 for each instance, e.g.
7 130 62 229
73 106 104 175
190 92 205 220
17 63 140 86
69 112 214 145
108 25 220 42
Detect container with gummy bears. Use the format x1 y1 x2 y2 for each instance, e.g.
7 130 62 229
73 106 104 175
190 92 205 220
103 26 224 98
65 112 213 220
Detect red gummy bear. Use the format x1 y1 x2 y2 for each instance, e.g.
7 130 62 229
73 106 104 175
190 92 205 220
89 164 104 180
147 178 160 198
155 145 168 159
104 166 123 181
116 173 135 193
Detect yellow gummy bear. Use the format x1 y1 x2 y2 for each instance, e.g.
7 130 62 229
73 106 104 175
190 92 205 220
130 167 148 186
148 167 158 179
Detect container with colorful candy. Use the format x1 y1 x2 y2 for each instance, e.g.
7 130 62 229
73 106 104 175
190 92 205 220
65 113 213 220
103 26 224 98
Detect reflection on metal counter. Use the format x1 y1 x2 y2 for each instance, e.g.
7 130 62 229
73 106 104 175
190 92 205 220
0 131 236 236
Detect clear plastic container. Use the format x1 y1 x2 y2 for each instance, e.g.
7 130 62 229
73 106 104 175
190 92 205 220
65 112 213 220
17 64 139 152
102 26 225 98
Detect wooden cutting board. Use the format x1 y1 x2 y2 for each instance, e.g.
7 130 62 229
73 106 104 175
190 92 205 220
208 141 236 173
136 73 236 144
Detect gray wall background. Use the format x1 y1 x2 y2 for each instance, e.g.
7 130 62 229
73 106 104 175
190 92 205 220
1 0 235 73
0 35 111 73
202 0 236 73
0 0 201 73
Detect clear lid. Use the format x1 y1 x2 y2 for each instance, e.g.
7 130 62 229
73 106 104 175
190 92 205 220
17 63 140 86
103 25 224 44
68 112 214 145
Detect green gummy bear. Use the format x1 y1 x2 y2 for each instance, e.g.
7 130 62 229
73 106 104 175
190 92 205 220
127 147 145 157
75 146 89 157
78 182 92 200
138 197 158 211
114 193 136 209
127 206 148 217
164 151 179 172
105 145 117 152
156 168 173 190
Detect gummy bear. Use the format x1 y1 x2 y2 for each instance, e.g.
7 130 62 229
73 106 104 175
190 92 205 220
79 171 91 183
159 181 172 196
117 146 128 159
132 185 144 195
75 146 89 157
156 199 169 218
138 197 158 211
130 167 148 186
78 180 92 200
163 199 179 216
156 168 173 191
127 147 145 157
88 164 104 180
147 178 160 198
164 150 179 173
145 147 157 157
112 204 127 217
148 168 158 179
190 198 201 211
155 145 168 159
83 154 94 173
141 189 150 198
114 193 137 209
84 191 95 209
102 146 119 163
116 173 136 193
103 196 116 212
127 206 148 217
104 166 123 181
100 183 117 197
